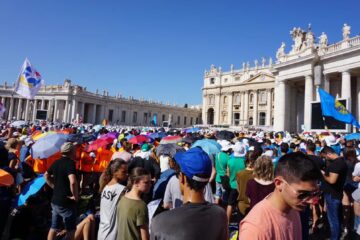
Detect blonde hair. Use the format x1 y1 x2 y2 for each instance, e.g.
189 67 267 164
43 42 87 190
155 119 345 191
253 155 274 181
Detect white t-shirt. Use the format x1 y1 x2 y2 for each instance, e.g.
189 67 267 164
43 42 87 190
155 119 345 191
98 183 126 240
353 162 360 188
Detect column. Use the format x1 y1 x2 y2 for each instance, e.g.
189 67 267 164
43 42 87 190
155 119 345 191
243 91 249 125
32 100 38 121
63 100 69 122
253 90 258 126
266 89 272 126
80 102 85 121
304 75 314 131
67 101 72 123
16 98 23 120
274 80 286 131
323 74 330 92
92 104 97 124
40 99 45 110
8 97 14 120
202 95 207 125
214 93 221 125
53 100 58 121
342 70 351 107
24 100 30 121
227 93 233 125
239 92 244 121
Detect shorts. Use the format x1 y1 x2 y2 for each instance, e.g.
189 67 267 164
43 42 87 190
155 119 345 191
227 189 239 206
215 182 225 199
51 203 77 231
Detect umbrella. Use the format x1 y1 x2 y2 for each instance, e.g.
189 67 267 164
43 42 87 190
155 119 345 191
17 175 46 206
125 134 135 140
185 127 200 133
160 136 182 144
32 131 57 141
10 120 26 128
100 132 118 140
344 133 360 141
93 124 104 132
191 139 221 156
86 136 114 152
31 133 68 159
0 169 14 187
156 143 184 157
129 135 150 144
149 132 167 139
158 127 166 132
215 130 235 141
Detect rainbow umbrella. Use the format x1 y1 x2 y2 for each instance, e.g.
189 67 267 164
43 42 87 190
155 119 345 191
0 169 14 187
129 135 150 144
160 135 182 144
17 175 46 206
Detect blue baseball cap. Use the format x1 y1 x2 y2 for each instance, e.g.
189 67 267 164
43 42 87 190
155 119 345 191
174 147 212 182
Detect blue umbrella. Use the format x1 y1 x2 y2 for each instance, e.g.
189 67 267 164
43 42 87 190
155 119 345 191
31 133 68 159
191 139 221 156
125 134 135 140
344 133 360 141
149 132 167 139
185 127 201 133
17 175 46 206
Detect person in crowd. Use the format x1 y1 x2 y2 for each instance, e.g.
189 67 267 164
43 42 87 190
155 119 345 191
116 167 151 240
236 150 260 217
239 152 322 239
226 141 246 222
245 155 275 210
45 142 79 240
320 146 348 240
214 140 231 205
98 159 128 240
150 147 228 240
111 141 132 162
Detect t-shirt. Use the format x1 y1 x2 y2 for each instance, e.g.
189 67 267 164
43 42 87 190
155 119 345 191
246 179 275 210
150 202 228 240
47 157 77 207
215 152 229 183
98 183 126 240
1 205 33 239
236 169 254 215
239 196 302 240
322 157 348 200
307 154 325 171
227 156 245 189
116 196 148 240
163 175 183 209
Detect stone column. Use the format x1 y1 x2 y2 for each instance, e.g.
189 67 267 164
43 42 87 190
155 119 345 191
253 90 258 126
53 100 58 121
202 94 207 125
71 99 77 122
266 89 272 126
243 91 249 125
16 98 23 120
239 92 244 120
40 99 45 110
32 100 37 121
357 77 360 124
8 97 14 120
215 93 221 125
63 100 69 123
92 104 97 124
227 93 233 125
24 100 30 121
323 74 330 92
304 75 314 131
342 70 351 107
67 101 72 123
274 80 286 131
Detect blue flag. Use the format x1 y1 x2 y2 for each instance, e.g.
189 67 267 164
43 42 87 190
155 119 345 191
151 114 157 126
318 88 360 128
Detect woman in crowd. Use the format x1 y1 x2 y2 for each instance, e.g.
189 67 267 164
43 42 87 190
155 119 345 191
116 167 151 240
98 159 128 240
245 155 275 210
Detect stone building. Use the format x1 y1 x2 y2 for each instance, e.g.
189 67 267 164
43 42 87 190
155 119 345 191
0 79 201 127
203 24 360 132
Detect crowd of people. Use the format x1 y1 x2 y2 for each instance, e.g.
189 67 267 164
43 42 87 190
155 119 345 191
0 120 359 240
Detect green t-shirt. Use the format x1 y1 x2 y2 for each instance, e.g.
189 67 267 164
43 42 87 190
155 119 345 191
228 156 246 189
116 196 148 240
215 152 230 183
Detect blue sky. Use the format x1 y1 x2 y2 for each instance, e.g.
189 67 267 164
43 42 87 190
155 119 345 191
0 1 359 106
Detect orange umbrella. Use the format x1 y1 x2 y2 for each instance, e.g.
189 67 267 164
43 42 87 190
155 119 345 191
0 169 14 187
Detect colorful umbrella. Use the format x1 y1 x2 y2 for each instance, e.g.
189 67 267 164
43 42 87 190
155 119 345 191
0 169 14 187
185 127 201 133
32 131 57 141
160 135 182 144
191 139 221 156
86 136 114 152
31 133 68 159
129 135 150 144
17 175 46 206
149 132 167 139
156 143 184 157
215 130 235 141
344 133 360 141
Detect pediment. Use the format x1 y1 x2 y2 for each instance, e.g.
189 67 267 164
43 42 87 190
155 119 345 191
242 73 275 84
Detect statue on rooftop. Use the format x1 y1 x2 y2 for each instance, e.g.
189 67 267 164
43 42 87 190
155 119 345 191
343 23 351 40
276 42 286 60
319 32 328 48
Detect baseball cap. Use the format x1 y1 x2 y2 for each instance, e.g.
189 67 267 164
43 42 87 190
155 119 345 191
61 142 74 154
174 147 212 182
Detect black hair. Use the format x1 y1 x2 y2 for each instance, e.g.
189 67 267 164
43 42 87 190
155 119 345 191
275 152 321 183
184 174 208 191
245 150 261 168
320 146 336 155
306 142 316 152
280 142 289 154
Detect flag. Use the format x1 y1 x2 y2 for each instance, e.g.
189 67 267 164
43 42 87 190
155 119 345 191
14 58 44 99
151 114 157 126
318 88 360 128
0 103 6 117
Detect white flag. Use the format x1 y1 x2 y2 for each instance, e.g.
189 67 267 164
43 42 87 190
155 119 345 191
14 58 44 99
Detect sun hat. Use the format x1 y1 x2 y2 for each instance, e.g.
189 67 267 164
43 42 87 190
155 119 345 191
60 142 74 154
325 135 337 146
174 147 212 182
233 142 246 157
217 140 233 152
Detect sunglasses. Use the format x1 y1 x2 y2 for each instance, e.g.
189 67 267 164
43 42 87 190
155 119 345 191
283 180 322 201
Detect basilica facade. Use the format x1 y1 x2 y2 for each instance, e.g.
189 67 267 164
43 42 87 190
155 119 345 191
0 79 201 127
202 24 360 132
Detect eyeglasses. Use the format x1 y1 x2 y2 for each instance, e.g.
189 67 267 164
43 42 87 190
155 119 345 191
283 179 322 201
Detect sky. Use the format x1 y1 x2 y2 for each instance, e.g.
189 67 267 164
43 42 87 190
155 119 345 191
0 0 359 106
